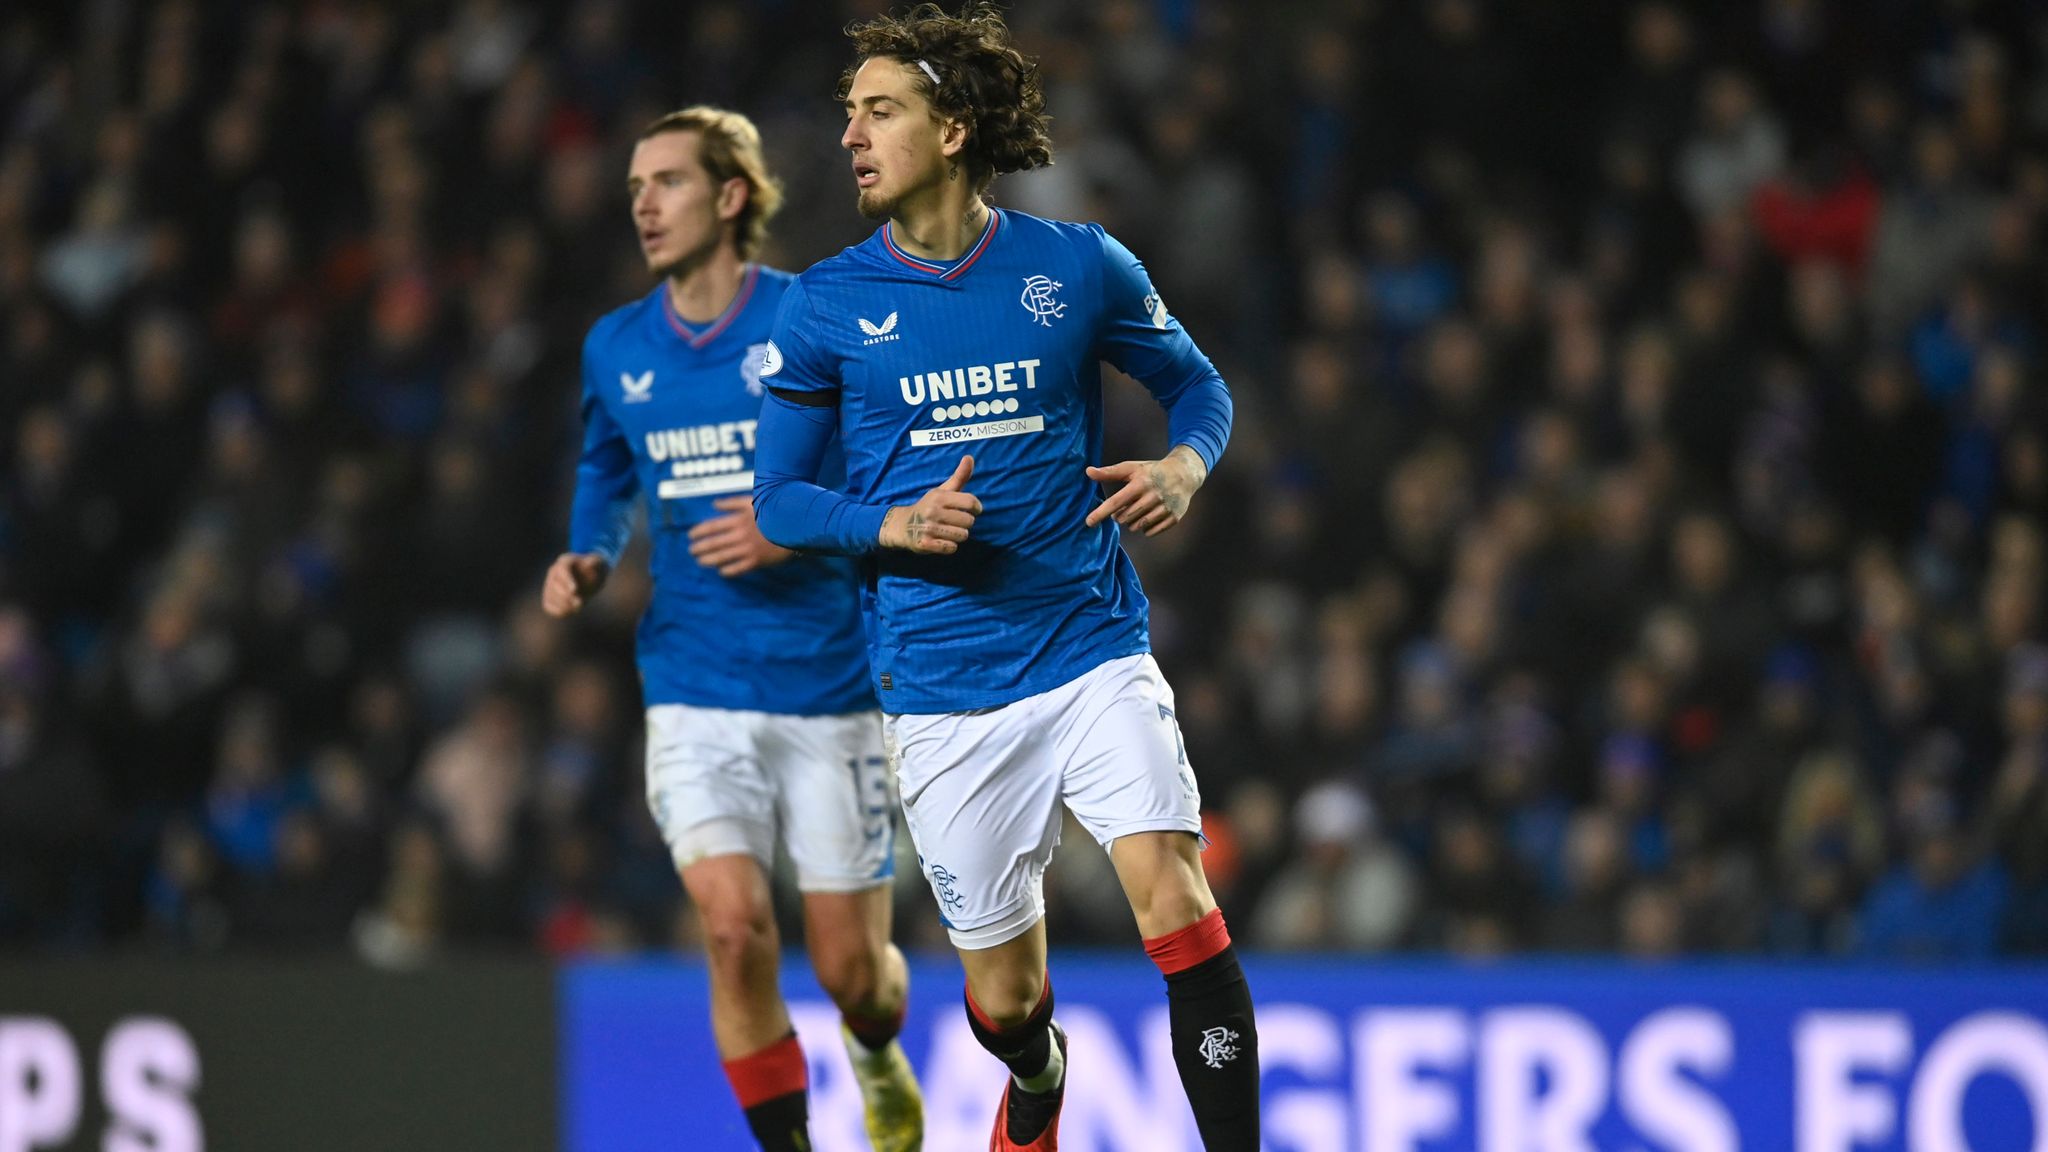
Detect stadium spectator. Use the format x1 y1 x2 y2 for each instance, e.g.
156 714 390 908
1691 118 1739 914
1252 782 1416 952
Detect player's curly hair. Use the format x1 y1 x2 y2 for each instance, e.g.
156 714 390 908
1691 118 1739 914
637 106 784 259
840 3 1053 196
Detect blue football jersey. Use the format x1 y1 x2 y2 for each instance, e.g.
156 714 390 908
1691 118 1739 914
755 210 1231 713
571 265 872 715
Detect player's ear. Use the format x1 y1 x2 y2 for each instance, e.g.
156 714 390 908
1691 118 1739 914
716 176 749 223
939 116 971 159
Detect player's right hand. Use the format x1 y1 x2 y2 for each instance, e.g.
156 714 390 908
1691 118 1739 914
542 552 610 617
879 455 979 555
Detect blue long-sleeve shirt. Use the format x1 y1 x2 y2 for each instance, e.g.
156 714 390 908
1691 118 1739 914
570 267 871 716
753 210 1231 712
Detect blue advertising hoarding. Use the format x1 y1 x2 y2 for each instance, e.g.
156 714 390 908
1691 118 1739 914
563 955 2048 1152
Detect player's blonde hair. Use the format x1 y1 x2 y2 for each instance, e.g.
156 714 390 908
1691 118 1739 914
637 106 785 259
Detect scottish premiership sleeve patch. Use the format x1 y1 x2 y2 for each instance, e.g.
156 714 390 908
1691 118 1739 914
759 340 783 378
741 343 770 395
1143 292 1172 330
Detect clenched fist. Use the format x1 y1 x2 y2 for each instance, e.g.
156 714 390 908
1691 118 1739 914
542 552 610 617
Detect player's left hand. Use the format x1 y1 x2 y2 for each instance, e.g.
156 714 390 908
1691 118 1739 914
1085 445 1208 537
688 496 796 577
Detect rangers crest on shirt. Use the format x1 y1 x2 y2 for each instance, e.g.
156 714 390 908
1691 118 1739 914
1020 275 1065 326
755 208 1233 713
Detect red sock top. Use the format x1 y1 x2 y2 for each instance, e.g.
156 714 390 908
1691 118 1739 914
1144 908 1232 976
721 1033 808 1109
844 1002 907 1051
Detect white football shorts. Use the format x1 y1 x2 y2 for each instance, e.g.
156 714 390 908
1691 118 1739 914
887 653 1202 949
644 703 895 893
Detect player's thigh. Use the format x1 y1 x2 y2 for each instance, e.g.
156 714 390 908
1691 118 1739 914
889 705 1063 949
645 703 778 873
1108 828 1216 938
801 883 892 959
800 884 894 1002
1055 654 1204 849
763 709 896 893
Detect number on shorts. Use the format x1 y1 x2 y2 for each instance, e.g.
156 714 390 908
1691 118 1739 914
848 755 892 845
1158 702 1187 765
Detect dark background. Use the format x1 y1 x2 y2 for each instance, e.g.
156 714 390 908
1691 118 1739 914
0 958 557 1150
2 0 2047 963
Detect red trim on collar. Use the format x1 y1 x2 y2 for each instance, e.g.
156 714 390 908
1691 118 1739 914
882 210 1001 281
661 264 760 347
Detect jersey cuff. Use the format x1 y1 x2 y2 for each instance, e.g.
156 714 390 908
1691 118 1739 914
850 503 890 552
1163 374 1232 474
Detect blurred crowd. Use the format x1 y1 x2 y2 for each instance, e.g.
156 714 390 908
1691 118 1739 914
3 0 2047 964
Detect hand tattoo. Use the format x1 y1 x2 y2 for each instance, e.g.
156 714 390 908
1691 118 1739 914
1149 461 1190 519
905 509 928 548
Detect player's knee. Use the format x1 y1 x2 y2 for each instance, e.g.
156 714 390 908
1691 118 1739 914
968 965 1045 1029
1137 885 1212 934
1119 834 1215 934
813 944 882 1012
698 905 776 974
1130 871 1214 937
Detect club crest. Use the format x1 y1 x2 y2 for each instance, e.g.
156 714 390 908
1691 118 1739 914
1021 276 1066 326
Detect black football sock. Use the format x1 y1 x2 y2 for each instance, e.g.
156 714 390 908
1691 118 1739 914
742 1093 809 1152
722 1033 812 1152
1165 946 1260 1151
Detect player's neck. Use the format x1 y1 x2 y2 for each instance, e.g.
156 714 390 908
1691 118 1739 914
888 192 990 262
664 247 748 325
